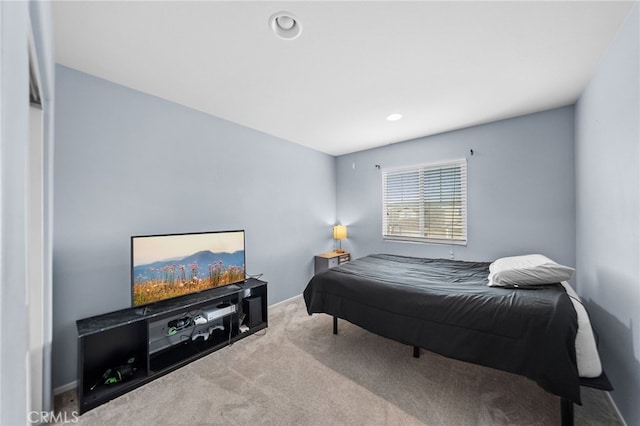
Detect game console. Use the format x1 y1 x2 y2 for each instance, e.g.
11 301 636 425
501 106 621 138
190 303 236 327
202 303 237 322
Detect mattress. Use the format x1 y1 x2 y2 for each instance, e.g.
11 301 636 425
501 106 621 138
561 282 602 378
304 254 605 404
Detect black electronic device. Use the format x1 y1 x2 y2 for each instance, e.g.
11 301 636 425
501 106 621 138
131 230 246 308
242 296 263 328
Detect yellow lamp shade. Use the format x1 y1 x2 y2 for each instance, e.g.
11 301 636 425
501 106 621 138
333 225 347 240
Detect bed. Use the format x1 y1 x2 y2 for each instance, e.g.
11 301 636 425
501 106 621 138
303 254 612 425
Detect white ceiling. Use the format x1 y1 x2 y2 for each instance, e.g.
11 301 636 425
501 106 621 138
52 1 634 156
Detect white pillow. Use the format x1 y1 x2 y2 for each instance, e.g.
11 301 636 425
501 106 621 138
487 254 574 287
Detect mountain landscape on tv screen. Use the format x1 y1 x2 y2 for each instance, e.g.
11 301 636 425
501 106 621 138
132 250 245 306
134 250 244 283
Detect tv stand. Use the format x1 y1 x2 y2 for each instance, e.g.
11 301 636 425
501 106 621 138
76 278 267 414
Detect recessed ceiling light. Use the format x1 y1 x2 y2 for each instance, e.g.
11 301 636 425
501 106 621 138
276 16 295 31
386 113 403 121
270 12 302 40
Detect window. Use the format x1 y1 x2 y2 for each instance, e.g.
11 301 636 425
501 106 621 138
382 159 467 245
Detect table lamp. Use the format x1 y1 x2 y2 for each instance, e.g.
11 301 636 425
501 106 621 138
333 225 347 253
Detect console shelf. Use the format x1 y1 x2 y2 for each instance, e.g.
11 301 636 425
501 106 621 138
76 278 267 414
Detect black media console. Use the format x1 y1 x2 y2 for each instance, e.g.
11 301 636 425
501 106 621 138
76 278 267 414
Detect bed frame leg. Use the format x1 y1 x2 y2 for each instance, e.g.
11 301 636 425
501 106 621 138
561 398 574 426
333 316 338 335
413 346 420 358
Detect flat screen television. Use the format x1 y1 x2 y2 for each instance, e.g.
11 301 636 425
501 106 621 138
131 230 245 307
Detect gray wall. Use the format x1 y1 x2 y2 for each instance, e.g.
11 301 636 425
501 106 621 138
336 107 576 267
53 66 336 388
575 3 639 425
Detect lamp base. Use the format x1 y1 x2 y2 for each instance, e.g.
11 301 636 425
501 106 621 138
334 249 346 254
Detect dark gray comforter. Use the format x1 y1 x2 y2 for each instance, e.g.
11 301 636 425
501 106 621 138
303 254 580 403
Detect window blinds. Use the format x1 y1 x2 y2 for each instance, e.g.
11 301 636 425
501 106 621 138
382 159 467 244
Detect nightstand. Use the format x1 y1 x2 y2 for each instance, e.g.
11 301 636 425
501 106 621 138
314 251 350 274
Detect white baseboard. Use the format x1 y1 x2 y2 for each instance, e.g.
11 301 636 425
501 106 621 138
53 380 76 396
269 293 302 309
605 392 627 426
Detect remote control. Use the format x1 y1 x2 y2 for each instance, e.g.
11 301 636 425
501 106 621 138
192 327 213 341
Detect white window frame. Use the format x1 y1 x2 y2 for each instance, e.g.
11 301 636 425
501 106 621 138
382 159 467 245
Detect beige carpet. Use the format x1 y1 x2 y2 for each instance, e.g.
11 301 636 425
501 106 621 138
55 295 622 425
